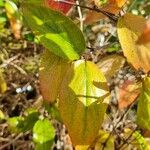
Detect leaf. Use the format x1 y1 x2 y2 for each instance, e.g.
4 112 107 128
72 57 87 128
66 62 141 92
7 109 39 133
59 60 110 146
0 109 5 120
39 50 71 103
95 130 114 150
0 70 7 94
118 80 141 109
0 16 7 30
21 0 86 60
33 119 55 144
35 141 54 150
44 0 74 14
7 117 24 133
124 128 150 150
5 0 22 39
137 20 150 45
0 0 4 6
85 0 127 24
44 102 62 122
93 0 126 8
137 77 150 131
17 109 39 132
75 145 89 150
97 54 125 81
117 13 150 73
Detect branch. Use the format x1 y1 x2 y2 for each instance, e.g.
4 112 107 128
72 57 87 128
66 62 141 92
56 0 118 22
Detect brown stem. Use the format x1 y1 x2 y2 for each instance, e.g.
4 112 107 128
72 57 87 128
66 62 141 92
56 0 118 22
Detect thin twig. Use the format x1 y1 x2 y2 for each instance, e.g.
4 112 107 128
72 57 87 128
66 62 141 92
56 0 118 22
9 62 27 75
102 100 137 149
0 133 23 150
0 54 21 68
117 127 138 150
76 0 84 31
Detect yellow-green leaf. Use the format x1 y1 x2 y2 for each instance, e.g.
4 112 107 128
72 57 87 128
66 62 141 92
117 13 150 73
95 130 114 150
137 77 150 130
59 60 110 146
124 128 150 150
0 110 5 120
39 50 70 103
0 71 7 94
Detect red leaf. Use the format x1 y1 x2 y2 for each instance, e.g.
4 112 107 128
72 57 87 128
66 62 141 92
44 0 74 14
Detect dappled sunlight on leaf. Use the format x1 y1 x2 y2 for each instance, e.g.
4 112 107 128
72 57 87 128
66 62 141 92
21 1 85 60
33 119 55 149
59 60 110 146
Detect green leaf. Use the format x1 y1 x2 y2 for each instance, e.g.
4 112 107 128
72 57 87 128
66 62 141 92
21 0 86 60
35 141 54 150
137 77 150 130
39 50 71 103
23 32 35 42
0 0 4 7
17 109 39 132
44 102 62 122
33 119 55 144
59 60 110 145
7 117 24 133
5 0 20 19
132 130 150 150
7 109 39 133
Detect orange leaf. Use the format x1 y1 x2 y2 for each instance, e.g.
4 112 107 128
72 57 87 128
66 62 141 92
118 80 141 109
5 1 22 39
39 50 70 103
85 0 127 24
137 21 150 45
9 19 22 39
117 13 150 73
